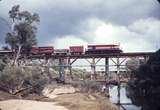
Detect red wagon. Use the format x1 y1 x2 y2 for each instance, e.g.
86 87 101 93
69 46 84 55
31 46 54 55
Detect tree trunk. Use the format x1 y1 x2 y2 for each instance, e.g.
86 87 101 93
13 45 22 66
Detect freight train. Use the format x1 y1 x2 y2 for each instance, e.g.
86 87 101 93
0 44 122 55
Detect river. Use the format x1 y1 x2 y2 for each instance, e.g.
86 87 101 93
109 85 141 110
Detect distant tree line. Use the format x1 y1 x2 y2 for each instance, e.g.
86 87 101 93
127 49 160 110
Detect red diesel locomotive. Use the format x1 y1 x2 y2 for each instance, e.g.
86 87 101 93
85 44 122 54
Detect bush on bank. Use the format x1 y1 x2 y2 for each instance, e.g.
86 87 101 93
71 80 102 93
0 66 50 95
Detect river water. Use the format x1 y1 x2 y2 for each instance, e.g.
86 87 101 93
109 85 141 110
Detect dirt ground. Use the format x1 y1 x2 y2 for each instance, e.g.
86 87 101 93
0 99 68 110
0 91 18 101
0 88 117 110
53 93 118 110
0 90 68 110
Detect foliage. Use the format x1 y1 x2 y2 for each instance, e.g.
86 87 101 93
0 60 6 71
71 68 87 80
72 80 101 93
0 66 49 95
0 56 8 71
126 58 146 72
127 49 160 110
82 80 101 93
0 66 26 94
126 58 140 71
5 33 17 50
6 5 39 49
5 5 40 64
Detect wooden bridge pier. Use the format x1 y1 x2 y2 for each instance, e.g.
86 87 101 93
67 58 78 80
85 58 103 80
58 58 65 82
91 58 96 80
105 57 109 80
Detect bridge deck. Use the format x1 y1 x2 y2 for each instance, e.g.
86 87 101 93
25 52 154 59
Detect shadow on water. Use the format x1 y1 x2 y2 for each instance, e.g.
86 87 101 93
109 85 141 110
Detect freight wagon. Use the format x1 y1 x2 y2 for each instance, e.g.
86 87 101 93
69 46 84 55
31 46 54 55
54 49 69 55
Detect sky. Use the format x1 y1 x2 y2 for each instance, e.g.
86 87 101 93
0 0 160 52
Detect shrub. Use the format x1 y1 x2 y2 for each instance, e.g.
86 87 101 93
0 66 26 94
0 66 49 95
0 56 8 71
71 80 101 93
0 59 6 71
23 66 49 93
127 49 160 110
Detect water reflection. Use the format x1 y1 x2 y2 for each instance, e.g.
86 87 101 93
109 85 141 110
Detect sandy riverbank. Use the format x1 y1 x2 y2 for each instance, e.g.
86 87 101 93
0 99 68 110
0 84 117 110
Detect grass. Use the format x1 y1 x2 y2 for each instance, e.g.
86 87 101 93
54 93 118 110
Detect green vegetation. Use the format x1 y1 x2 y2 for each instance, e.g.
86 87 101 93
71 80 102 93
0 66 51 95
0 5 44 96
0 56 8 71
127 49 160 110
0 59 6 71
71 68 88 80
5 5 40 65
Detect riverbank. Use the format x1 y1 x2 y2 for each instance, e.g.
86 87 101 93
0 85 117 110
0 99 68 110
53 92 117 110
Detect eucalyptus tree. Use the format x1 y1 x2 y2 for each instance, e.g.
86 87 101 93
5 5 40 65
